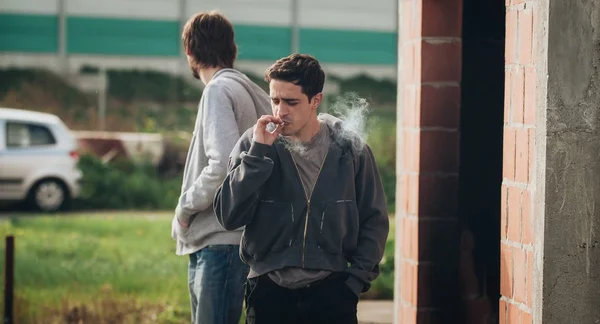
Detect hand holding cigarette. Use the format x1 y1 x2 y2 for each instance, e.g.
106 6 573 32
253 115 284 145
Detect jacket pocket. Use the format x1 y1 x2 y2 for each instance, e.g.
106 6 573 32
317 200 359 255
242 200 293 261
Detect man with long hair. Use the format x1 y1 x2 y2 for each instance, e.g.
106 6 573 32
172 11 270 324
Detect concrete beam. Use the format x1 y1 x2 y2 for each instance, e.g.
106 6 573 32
537 0 600 322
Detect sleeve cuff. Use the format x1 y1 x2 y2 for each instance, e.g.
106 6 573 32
172 214 190 238
248 141 271 157
345 274 365 298
175 204 191 226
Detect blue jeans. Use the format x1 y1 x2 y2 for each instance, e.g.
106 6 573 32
188 245 249 324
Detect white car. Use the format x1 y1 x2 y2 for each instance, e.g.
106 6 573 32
0 107 82 212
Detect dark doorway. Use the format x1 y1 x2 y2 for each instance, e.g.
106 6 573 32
459 0 505 322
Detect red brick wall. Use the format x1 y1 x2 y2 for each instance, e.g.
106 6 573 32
397 0 463 322
500 1 536 323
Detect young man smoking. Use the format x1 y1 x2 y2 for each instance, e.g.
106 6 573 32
214 54 389 324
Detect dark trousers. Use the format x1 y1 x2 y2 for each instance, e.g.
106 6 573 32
244 272 359 324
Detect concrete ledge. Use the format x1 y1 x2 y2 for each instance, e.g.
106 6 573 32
357 300 393 324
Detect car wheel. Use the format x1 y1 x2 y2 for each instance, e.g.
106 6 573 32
28 179 69 212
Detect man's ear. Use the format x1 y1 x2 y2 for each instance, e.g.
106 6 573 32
311 93 323 111
184 46 192 56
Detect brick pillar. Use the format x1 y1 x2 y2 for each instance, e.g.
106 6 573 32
395 0 463 322
500 1 536 323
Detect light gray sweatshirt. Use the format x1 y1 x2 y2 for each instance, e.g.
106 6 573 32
171 68 271 255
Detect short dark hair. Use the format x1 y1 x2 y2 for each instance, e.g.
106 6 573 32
264 54 325 100
182 11 237 69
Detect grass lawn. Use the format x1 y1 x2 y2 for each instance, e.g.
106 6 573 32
0 212 395 323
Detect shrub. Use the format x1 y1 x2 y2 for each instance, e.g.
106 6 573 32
106 69 199 103
367 116 396 212
79 65 200 103
362 218 395 300
74 154 182 211
0 68 92 109
240 70 269 92
330 74 397 106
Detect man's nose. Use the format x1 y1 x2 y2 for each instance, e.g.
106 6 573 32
277 105 289 117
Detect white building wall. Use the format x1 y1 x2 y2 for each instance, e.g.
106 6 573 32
186 0 293 27
2 0 59 14
65 0 179 20
298 0 396 31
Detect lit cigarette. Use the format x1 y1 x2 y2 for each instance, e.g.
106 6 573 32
266 122 277 133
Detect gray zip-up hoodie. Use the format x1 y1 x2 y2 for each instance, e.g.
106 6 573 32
171 68 271 255
214 114 389 296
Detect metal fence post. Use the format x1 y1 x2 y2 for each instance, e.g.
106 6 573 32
3 235 14 324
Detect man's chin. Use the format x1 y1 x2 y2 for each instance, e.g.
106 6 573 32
280 127 294 137
191 68 199 80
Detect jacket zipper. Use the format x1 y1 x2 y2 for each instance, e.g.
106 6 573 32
290 151 329 267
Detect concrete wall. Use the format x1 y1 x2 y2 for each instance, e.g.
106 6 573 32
539 0 600 322
504 0 600 322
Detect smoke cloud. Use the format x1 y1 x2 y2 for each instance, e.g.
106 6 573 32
274 92 371 157
278 135 311 157
325 92 370 154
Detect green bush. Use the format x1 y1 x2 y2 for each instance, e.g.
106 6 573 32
367 116 396 299
363 218 395 300
240 70 269 92
74 154 182 210
367 116 396 212
79 65 200 103
331 74 397 106
0 68 92 108
369 235 395 299
107 69 199 103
